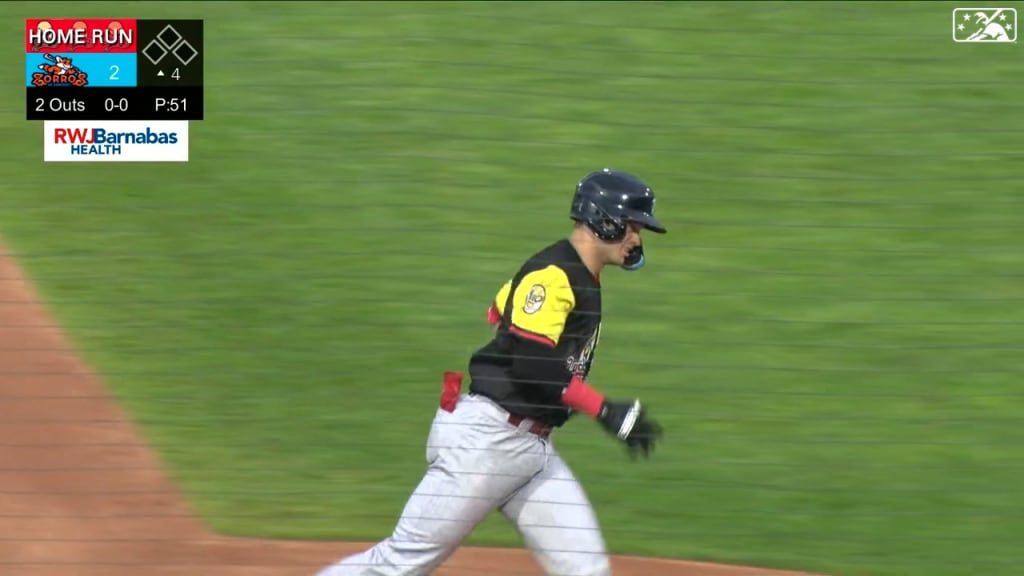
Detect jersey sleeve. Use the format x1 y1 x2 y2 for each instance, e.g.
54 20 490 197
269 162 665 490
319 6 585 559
486 279 513 326
506 265 576 347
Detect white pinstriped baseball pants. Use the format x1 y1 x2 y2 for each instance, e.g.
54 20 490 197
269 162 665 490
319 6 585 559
315 393 611 576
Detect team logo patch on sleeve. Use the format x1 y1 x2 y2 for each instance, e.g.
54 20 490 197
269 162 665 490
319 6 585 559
523 284 546 314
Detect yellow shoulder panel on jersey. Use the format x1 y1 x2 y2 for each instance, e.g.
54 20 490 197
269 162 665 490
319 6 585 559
508 265 576 346
493 279 513 312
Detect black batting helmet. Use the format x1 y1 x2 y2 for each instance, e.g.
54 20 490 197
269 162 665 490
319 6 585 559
570 168 666 241
570 168 666 270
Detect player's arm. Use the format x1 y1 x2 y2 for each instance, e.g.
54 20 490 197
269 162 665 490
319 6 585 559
507 265 662 456
486 279 513 327
503 266 600 412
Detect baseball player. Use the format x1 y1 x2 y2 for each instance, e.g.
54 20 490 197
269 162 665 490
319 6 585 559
316 168 665 576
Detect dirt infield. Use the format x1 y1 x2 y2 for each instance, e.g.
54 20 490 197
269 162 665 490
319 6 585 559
0 242 819 576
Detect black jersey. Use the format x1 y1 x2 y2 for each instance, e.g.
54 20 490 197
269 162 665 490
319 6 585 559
468 239 603 427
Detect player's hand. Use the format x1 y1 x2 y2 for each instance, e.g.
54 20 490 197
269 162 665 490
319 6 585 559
598 399 663 458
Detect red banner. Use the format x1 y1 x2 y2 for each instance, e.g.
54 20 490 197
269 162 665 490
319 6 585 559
26 19 137 53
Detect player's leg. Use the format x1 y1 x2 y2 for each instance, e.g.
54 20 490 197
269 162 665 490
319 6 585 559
316 395 546 576
500 444 612 576
315 464 480 575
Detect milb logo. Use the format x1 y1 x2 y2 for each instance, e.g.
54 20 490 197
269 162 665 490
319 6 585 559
54 126 180 156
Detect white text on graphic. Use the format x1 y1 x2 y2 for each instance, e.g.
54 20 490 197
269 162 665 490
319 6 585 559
28 27 134 48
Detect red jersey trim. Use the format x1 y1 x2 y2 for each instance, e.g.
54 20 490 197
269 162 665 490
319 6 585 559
508 325 557 348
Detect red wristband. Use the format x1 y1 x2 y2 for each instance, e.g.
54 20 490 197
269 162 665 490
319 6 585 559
561 376 605 417
486 304 501 326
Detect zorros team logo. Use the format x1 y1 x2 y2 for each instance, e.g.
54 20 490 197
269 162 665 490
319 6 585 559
32 53 88 86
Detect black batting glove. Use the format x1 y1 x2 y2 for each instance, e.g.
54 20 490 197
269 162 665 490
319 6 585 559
598 399 663 458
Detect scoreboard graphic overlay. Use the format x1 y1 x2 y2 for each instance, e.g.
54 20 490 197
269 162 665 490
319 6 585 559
25 18 204 162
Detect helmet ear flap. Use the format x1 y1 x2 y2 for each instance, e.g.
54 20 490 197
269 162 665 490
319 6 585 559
574 199 626 242
622 244 645 271
597 216 627 242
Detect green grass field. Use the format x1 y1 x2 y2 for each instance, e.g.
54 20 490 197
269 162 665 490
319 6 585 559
2 2 1023 575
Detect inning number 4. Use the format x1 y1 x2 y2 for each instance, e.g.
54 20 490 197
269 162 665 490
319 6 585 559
172 68 180 80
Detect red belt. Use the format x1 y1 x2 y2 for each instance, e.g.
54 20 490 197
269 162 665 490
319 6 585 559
507 414 552 438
